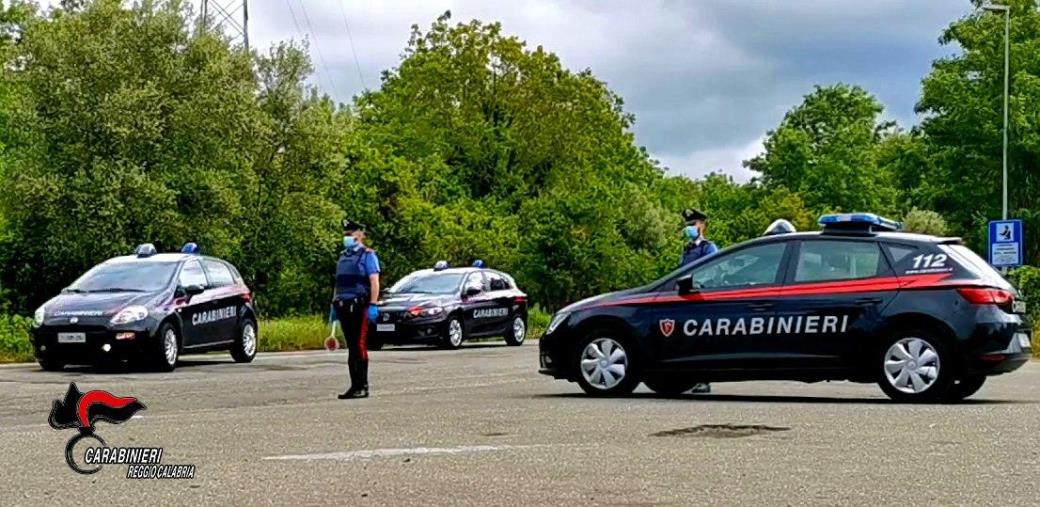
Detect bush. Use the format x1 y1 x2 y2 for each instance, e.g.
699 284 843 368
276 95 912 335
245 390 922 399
1007 266 1040 357
902 208 948 236
0 314 33 363
528 304 551 338
258 315 330 352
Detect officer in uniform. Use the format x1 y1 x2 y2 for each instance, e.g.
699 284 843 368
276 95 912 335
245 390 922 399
680 209 718 394
333 219 381 399
680 208 718 267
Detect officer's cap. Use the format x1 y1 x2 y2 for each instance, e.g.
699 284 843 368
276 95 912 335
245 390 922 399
342 219 366 233
682 208 708 225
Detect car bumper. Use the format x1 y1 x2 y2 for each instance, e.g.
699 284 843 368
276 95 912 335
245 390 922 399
369 316 448 344
538 328 572 380
31 324 156 364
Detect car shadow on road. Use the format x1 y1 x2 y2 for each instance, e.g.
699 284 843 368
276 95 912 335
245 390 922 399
376 343 515 352
531 392 1030 405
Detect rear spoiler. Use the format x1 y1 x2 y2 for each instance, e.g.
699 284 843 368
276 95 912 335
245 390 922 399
938 237 964 245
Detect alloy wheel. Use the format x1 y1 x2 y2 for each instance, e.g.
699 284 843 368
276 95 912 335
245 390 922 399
512 317 526 343
242 323 256 357
448 319 463 347
580 338 628 390
884 337 940 394
163 328 178 366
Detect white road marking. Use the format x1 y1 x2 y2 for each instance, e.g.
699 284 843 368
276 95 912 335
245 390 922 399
263 444 547 462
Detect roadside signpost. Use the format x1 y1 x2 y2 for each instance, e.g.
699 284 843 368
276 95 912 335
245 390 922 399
988 219 1023 269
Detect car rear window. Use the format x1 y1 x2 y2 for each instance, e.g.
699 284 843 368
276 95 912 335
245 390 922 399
941 245 1008 286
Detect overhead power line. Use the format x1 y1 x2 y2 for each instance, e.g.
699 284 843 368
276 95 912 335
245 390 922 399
339 1 367 90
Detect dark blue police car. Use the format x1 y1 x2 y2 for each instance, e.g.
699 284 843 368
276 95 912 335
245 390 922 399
539 214 1032 402
369 262 528 350
31 243 257 371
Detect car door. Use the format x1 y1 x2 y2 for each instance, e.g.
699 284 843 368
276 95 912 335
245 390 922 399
771 238 896 370
199 258 240 344
483 271 516 334
175 259 211 347
645 241 789 371
461 272 497 336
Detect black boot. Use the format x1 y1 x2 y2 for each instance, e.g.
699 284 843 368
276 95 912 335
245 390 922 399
346 360 369 398
338 360 359 399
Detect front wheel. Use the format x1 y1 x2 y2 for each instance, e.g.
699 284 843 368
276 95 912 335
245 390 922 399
504 316 526 346
230 319 257 363
575 334 640 397
877 330 953 403
441 317 464 349
152 322 180 372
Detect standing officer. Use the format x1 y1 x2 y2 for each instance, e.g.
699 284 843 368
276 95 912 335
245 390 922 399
679 209 717 394
680 208 718 267
333 219 381 399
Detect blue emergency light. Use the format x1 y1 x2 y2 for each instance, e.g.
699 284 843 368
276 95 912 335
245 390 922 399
434 260 449 271
818 213 902 232
135 243 157 257
181 242 201 254
472 259 485 268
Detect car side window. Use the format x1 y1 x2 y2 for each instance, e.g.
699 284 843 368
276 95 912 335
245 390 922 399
487 272 508 291
795 240 883 283
690 243 787 290
203 259 234 287
464 272 485 294
179 260 207 288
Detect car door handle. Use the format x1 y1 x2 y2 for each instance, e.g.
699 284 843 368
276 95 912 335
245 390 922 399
855 298 882 306
747 303 773 311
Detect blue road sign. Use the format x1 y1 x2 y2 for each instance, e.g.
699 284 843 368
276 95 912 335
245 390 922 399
989 219 1024 268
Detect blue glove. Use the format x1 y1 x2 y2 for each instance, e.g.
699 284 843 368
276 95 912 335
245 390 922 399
367 305 379 321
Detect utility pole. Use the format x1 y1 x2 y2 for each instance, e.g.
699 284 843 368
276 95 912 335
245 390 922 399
982 3 1010 220
200 0 249 51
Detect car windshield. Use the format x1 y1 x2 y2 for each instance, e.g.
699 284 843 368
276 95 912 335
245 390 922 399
66 261 178 293
388 272 465 294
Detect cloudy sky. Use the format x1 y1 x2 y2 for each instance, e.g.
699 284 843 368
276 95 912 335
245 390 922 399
207 1 973 179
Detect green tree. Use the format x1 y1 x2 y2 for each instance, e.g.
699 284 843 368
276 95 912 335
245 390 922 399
902 208 949 236
745 84 899 215
917 0 1040 261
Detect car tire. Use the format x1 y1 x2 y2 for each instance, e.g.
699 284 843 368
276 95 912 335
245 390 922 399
152 322 180 372
38 357 65 372
877 329 954 403
441 316 464 349
643 376 698 397
574 332 640 397
504 315 526 346
230 318 257 363
944 375 986 402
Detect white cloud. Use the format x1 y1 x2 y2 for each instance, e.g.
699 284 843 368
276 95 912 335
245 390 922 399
657 136 765 182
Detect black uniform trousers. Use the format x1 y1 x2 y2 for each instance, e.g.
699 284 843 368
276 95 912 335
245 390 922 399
335 297 370 390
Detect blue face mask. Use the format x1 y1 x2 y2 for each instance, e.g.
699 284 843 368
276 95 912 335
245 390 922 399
343 236 357 249
683 225 700 241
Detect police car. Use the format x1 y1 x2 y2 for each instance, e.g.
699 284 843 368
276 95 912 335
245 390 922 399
31 243 257 372
370 262 528 349
539 214 1032 402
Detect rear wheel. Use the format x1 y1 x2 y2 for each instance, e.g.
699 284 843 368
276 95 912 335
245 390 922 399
504 315 526 346
575 334 640 397
441 317 464 349
643 377 699 397
230 318 257 363
877 330 953 403
38 357 65 372
152 322 179 372
945 375 986 402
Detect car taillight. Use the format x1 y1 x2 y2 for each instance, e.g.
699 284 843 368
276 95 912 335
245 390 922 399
957 287 1013 305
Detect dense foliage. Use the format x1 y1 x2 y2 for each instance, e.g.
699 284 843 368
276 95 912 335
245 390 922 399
0 0 1038 320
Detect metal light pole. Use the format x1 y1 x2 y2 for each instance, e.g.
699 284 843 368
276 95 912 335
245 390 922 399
983 3 1010 220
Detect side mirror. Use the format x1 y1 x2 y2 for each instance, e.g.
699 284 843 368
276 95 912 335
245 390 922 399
676 275 698 295
464 285 482 297
182 284 206 296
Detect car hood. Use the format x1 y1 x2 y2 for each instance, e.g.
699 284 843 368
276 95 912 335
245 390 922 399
558 286 647 314
44 291 157 317
378 293 455 311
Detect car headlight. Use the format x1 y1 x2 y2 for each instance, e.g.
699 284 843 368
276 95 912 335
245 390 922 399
110 305 149 325
546 312 570 335
422 307 444 317
33 306 46 327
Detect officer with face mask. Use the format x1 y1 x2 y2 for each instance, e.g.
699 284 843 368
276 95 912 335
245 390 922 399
680 208 718 267
333 219 381 399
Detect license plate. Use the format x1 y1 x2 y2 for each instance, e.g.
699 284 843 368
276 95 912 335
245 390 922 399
57 332 86 344
376 324 395 332
1013 300 1027 314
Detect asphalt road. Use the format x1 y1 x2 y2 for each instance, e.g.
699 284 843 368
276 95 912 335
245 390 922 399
1 343 1038 506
